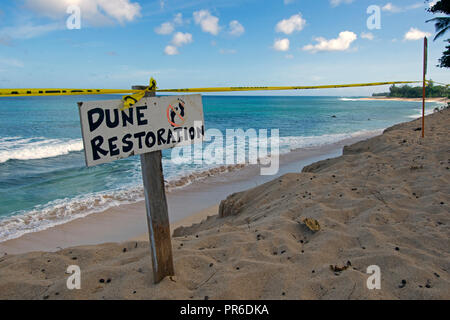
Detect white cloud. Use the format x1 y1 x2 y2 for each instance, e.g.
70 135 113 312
382 2 424 13
330 0 354 7
97 0 141 23
193 10 220 35
164 32 192 55
164 45 179 55
303 31 357 53
0 23 62 40
171 32 193 46
404 27 431 41
275 13 306 35
155 22 175 35
229 20 245 36
407 3 424 10
154 13 185 35
173 13 184 25
1 1 142 42
0 56 25 68
361 32 374 40
0 36 12 46
382 3 400 12
24 0 141 25
219 49 237 54
273 38 290 51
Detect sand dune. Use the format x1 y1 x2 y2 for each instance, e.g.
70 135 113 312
0 109 449 300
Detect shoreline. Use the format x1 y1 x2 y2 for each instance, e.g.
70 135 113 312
0 130 381 255
358 97 449 103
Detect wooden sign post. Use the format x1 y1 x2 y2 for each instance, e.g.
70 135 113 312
141 148 174 283
78 87 205 283
134 85 174 284
422 37 427 138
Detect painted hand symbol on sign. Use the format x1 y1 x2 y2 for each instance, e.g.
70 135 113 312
166 98 186 127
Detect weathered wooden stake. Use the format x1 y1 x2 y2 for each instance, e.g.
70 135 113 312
422 37 427 139
133 85 175 284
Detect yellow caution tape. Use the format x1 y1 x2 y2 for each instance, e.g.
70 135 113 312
0 81 424 98
121 77 157 110
427 80 449 87
0 88 140 97
156 81 422 93
1 80 447 108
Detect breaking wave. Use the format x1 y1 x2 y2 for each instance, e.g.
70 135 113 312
0 137 83 163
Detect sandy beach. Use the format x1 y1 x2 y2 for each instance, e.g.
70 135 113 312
0 108 449 300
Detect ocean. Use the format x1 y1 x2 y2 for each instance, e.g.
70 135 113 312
0 95 441 242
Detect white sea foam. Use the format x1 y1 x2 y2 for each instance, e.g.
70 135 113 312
0 186 145 242
408 101 448 119
284 129 383 151
0 137 83 163
339 98 360 101
407 109 435 119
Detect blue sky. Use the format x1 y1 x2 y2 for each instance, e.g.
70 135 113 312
0 0 448 95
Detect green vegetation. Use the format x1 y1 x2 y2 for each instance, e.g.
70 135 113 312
426 0 450 68
372 81 449 98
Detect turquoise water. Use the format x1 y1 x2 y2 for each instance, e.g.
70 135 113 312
0 95 440 241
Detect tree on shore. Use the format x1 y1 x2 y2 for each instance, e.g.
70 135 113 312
373 82 449 98
426 0 450 68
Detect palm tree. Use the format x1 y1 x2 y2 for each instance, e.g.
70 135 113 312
426 0 450 68
427 16 450 40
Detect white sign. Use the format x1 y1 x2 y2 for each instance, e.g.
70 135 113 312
78 95 204 167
